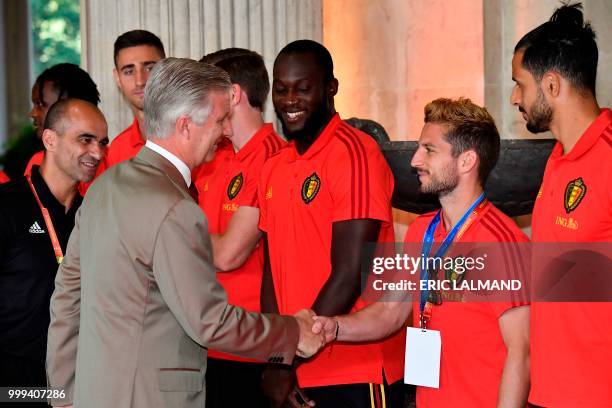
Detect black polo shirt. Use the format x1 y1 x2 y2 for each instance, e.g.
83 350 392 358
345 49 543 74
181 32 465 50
0 166 82 360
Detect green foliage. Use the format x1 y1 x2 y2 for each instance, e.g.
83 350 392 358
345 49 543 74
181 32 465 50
30 0 81 76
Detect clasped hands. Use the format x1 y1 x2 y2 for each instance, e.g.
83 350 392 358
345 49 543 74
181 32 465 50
294 309 340 358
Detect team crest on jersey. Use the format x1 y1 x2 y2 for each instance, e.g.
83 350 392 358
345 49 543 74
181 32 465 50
227 173 243 200
564 177 586 214
301 173 321 204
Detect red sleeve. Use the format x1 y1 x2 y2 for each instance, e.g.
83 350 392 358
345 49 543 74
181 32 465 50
329 135 393 223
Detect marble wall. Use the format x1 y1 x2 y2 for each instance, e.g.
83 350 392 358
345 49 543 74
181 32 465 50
323 0 484 141
323 0 612 141
485 0 612 140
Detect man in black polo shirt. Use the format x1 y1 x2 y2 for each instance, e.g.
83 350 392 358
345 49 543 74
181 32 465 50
0 99 108 394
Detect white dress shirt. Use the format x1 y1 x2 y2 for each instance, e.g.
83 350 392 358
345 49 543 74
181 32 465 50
144 140 191 186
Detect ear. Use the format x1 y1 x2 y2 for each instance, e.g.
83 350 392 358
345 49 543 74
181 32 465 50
175 116 191 140
541 71 561 98
458 150 479 175
42 129 58 152
231 84 242 106
113 68 121 88
327 78 339 97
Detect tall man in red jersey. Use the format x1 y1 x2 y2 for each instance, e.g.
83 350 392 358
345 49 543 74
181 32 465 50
105 30 165 167
313 98 531 408
194 48 285 408
259 40 405 408
510 3 612 406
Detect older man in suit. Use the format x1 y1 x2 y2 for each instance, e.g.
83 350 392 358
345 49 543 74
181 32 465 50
46 58 323 408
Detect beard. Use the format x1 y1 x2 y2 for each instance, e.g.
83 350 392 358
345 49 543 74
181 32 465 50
523 89 553 134
419 162 459 197
276 98 332 145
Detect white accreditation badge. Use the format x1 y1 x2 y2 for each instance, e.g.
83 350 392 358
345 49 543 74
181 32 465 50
404 327 441 388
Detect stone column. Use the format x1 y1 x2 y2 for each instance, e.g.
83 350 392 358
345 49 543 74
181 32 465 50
0 0 32 151
81 0 322 139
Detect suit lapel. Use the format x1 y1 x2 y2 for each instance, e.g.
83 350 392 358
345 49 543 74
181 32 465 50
135 147 192 198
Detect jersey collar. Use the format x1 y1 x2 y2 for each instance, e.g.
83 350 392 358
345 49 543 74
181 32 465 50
288 113 342 160
235 123 274 161
552 108 612 162
433 200 491 241
128 117 145 148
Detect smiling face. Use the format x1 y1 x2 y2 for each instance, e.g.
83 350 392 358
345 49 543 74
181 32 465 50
272 52 337 145
190 90 232 166
410 123 460 196
511 50 553 134
45 102 109 183
114 45 163 113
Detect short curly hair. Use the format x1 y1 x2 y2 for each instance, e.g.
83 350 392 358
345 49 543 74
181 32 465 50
37 63 100 106
424 97 500 185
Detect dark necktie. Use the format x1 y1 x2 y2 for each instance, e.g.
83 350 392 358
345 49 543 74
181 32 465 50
188 183 199 202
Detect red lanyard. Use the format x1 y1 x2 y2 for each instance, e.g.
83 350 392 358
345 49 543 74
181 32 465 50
26 176 64 264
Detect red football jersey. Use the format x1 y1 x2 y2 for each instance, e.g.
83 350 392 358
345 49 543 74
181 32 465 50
194 125 284 362
258 114 404 387
529 108 612 407
405 203 529 408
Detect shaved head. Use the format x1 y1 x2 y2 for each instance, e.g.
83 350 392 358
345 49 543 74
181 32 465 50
44 99 105 136
41 98 109 182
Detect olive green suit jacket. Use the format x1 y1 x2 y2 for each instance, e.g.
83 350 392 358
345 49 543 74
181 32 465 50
47 147 298 407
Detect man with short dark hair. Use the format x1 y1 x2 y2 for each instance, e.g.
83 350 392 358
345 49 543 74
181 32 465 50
313 98 530 408
106 29 166 167
23 63 101 177
0 99 108 397
259 39 405 408
511 3 612 406
195 48 284 408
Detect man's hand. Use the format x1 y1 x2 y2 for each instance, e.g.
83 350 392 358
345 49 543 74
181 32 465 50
312 315 339 344
294 309 325 358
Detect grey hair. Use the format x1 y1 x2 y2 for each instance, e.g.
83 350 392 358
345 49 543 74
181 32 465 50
144 57 231 139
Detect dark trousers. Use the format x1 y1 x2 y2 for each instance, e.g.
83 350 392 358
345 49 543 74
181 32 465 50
205 357 267 408
0 351 48 407
304 380 410 408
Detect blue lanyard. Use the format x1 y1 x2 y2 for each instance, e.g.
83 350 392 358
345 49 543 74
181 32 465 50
419 193 485 313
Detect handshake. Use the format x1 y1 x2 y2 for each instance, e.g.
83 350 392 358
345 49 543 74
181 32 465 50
293 309 340 359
